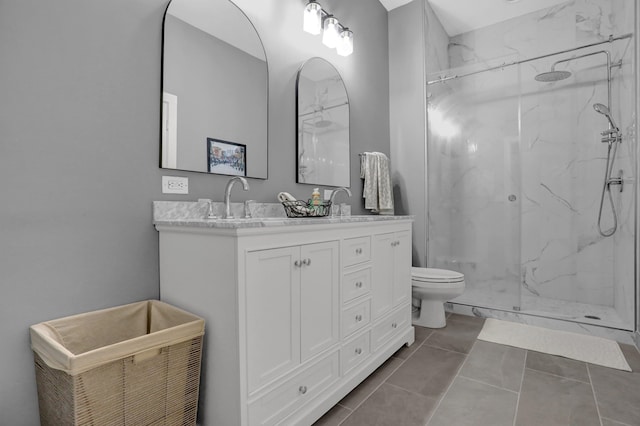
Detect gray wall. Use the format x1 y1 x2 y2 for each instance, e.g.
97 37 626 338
0 0 390 424
389 0 428 266
389 0 454 267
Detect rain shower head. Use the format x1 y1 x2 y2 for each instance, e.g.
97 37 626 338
593 103 618 130
314 119 332 128
534 69 572 82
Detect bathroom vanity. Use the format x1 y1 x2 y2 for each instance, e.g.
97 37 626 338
154 204 414 426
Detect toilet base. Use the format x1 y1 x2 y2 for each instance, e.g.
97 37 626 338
412 299 446 328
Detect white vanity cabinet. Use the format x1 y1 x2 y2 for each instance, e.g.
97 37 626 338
371 230 412 319
156 217 414 426
245 241 339 392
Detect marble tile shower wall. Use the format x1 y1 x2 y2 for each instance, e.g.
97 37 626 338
427 60 522 311
428 0 635 326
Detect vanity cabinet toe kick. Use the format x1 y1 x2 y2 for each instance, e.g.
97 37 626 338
157 218 414 426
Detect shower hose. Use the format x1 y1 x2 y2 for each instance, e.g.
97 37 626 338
597 138 620 237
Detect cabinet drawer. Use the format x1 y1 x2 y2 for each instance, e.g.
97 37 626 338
342 299 370 338
248 352 340 426
341 331 370 376
371 306 410 352
342 236 371 267
342 267 371 303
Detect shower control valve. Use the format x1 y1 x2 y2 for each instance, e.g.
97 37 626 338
600 129 622 144
600 129 619 136
607 170 624 193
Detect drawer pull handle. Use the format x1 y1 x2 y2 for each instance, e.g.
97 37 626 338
391 322 397 329
294 260 302 267
355 348 362 355
302 258 311 266
356 281 362 288
299 385 308 395
355 314 362 322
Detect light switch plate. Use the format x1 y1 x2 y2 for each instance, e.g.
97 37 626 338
162 176 189 194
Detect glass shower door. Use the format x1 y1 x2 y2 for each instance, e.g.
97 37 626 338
427 59 522 312
516 42 635 330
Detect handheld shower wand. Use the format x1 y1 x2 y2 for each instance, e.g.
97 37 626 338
593 103 619 131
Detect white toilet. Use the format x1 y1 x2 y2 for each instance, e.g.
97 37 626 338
411 267 465 328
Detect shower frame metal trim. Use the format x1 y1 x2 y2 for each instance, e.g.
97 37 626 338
634 0 639 340
427 33 633 86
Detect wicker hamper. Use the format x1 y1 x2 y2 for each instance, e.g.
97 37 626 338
30 300 205 426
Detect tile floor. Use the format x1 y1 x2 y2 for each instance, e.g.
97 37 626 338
313 314 640 426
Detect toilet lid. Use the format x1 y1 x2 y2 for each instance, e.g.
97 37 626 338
412 267 464 283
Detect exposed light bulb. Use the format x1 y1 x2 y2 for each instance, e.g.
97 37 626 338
337 28 353 56
304 3 352 57
322 16 340 48
303 1 322 35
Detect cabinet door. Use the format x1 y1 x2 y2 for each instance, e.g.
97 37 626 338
371 233 395 319
246 246 301 392
392 230 412 307
300 241 339 362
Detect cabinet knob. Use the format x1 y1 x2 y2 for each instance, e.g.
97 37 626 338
395 240 400 246
355 314 362 322
355 348 362 355
299 385 308 395
302 258 311 266
391 241 396 247
355 281 362 288
294 260 302 267
391 322 397 329
355 248 362 254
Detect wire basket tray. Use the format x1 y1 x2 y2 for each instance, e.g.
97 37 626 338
282 200 332 218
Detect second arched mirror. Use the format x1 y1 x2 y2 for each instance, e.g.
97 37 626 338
296 58 350 187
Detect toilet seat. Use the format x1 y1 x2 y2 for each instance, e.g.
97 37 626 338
411 267 465 328
411 267 464 284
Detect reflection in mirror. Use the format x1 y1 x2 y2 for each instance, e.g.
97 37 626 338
296 57 350 187
162 0 268 178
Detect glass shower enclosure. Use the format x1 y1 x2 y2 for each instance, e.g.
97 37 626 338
426 1 636 331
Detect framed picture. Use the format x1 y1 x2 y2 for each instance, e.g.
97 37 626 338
207 138 246 176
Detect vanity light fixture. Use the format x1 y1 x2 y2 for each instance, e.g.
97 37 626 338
337 28 353 56
322 15 340 48
303 1 354 56
303 1 322 35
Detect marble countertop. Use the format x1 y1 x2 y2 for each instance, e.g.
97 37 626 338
153 201 413 229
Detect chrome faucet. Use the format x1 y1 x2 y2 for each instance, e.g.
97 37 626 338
223 176 250 219
328 187 352 217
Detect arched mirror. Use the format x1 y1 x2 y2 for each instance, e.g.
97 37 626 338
296 57 350 187
162 0 268 178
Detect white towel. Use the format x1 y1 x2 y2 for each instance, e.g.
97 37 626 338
360 152 394 214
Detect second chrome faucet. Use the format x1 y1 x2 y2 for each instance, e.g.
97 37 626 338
328 187 352 217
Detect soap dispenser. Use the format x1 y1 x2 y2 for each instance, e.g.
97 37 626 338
311 188 321 206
